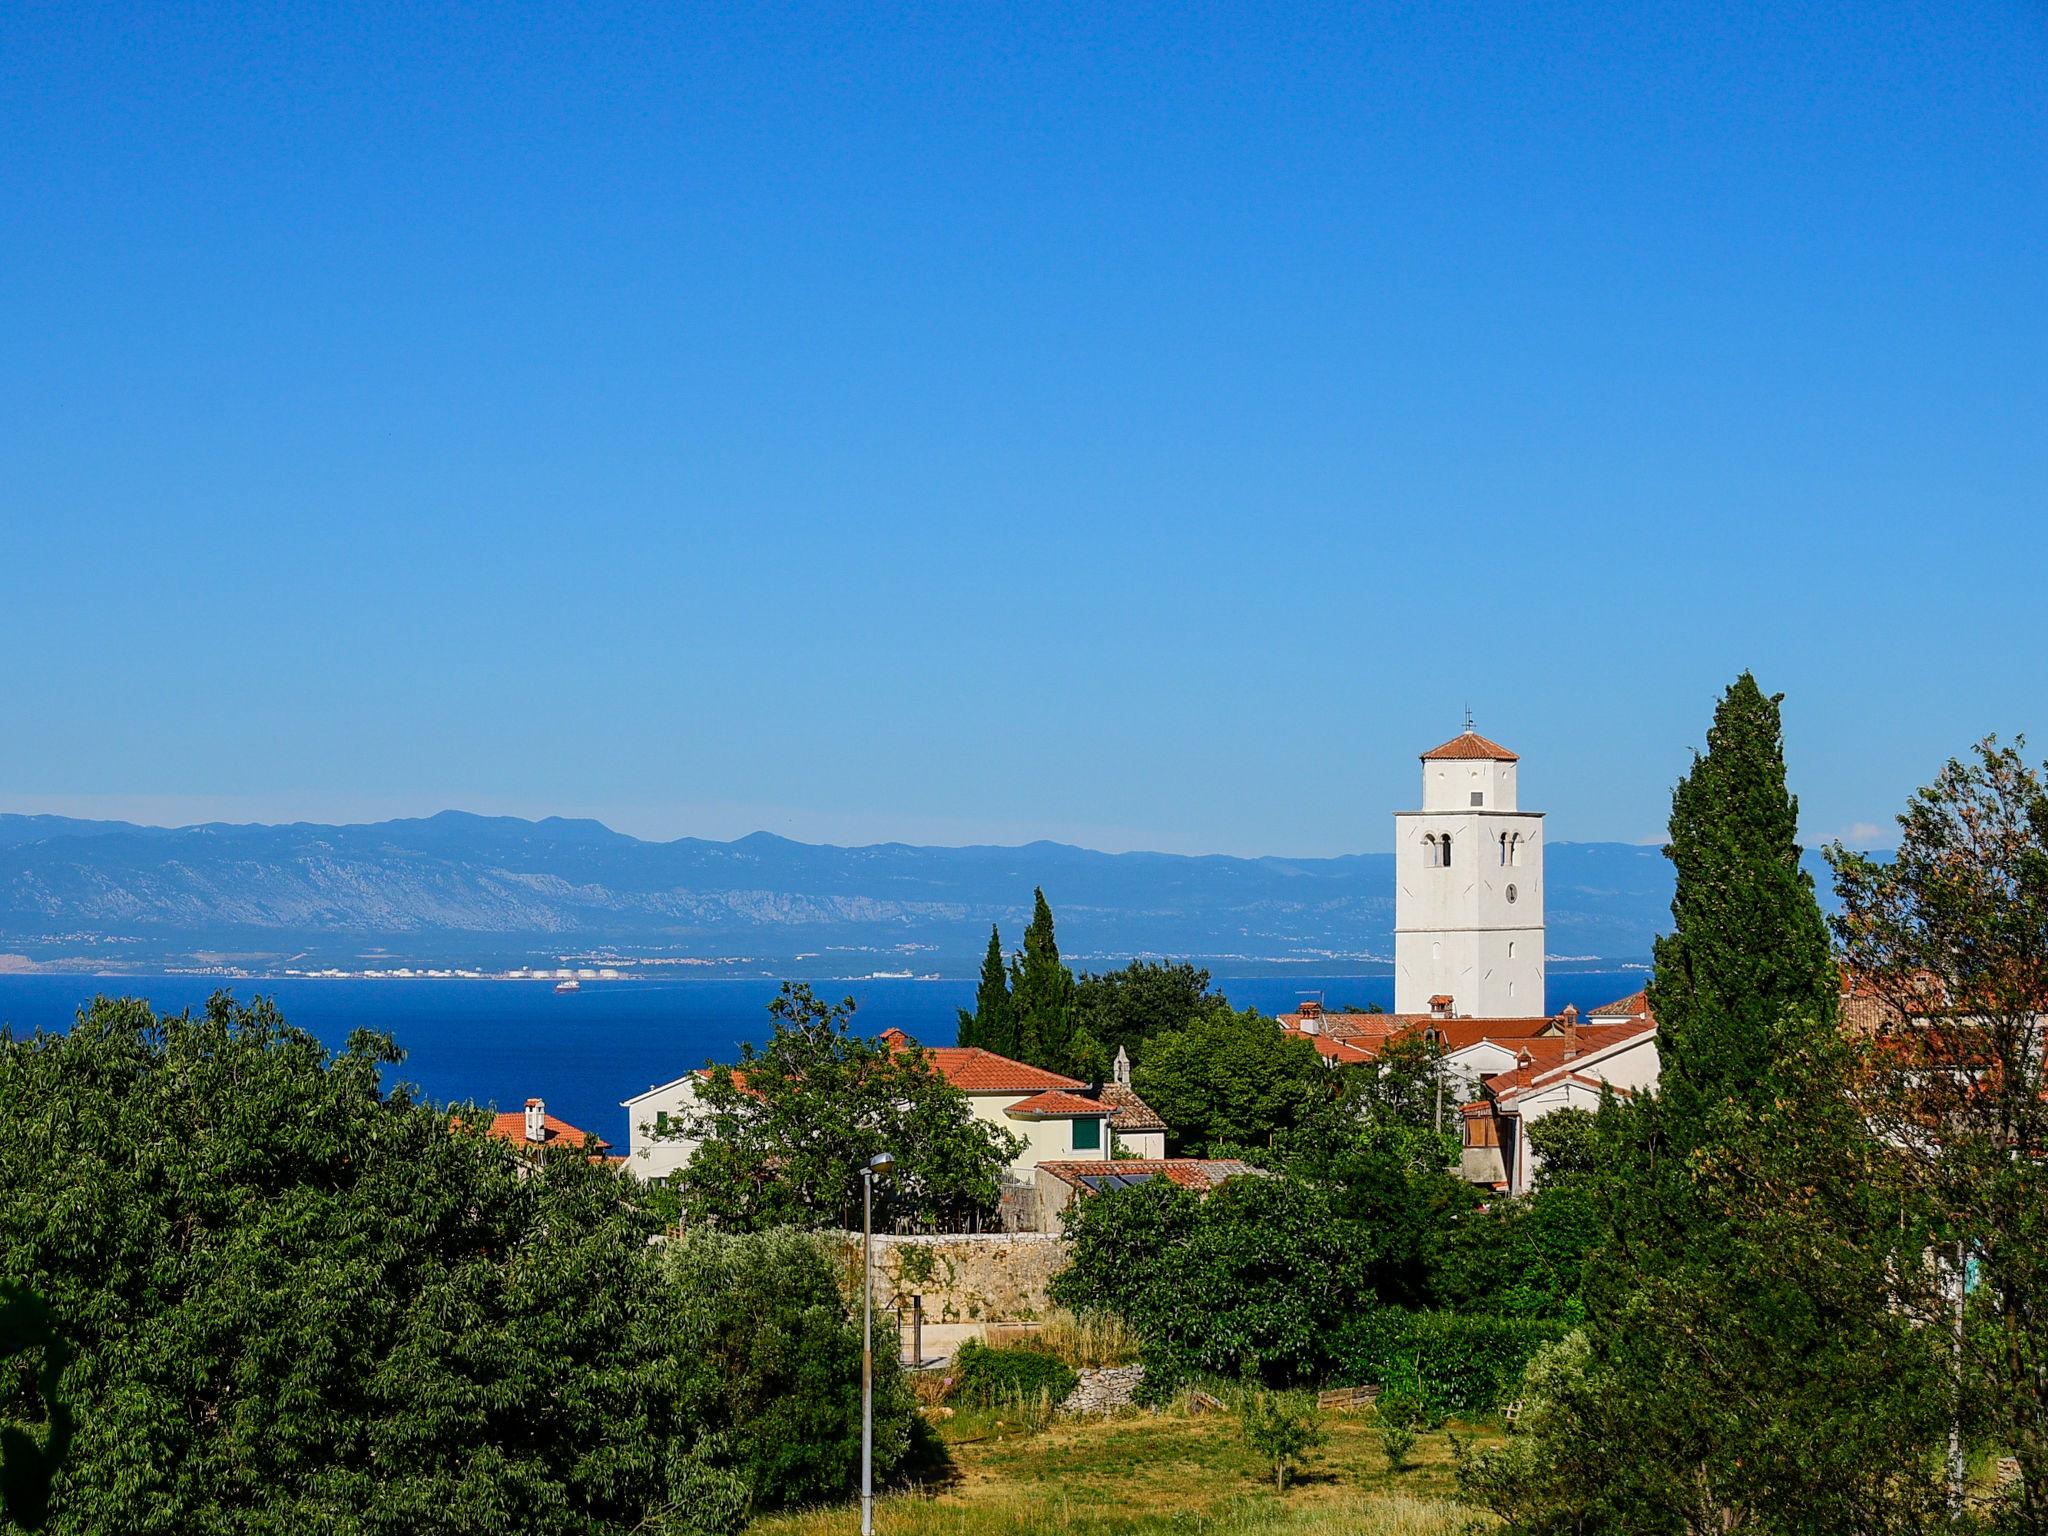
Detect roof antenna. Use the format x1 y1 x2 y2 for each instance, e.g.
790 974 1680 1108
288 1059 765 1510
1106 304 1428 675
1463 704 1475 733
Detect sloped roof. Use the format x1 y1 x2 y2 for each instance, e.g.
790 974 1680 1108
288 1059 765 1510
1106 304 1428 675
1098 1082 1167 1132
878 1028 1085 1093
1483 1024 1658 1103
1005 1089 1110 1117
484 1109 609 1153
1586 988 1650 1020
1420 729 1519 762
1037 1158 1267 1193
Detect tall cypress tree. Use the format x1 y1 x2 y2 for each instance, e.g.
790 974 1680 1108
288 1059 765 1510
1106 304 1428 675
957 924 1017 1055
1463 674 1947 1529
1011 888 1076 1071
1646 671 1837 1142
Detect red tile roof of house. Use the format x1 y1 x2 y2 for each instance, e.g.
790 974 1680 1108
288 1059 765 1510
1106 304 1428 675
1586 988 1650 1020
484 1108 609 1153
1481 1024 1657 1102
1005 1089 1110 1117
1279 1009 1565 1061
1037 1158 1266 1193
877 1028 1086 1094
1420 729 1519 762
1099 1082 1167 1132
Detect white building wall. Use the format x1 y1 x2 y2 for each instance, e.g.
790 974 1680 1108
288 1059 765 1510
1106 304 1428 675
1394 748 1545 1017
621 1078 1109 1186
1114 1128 1167 1158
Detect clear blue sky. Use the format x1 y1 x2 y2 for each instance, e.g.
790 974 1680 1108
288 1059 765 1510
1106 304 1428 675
4 3 2044 855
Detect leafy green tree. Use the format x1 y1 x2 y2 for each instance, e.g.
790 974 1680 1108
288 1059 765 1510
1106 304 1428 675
1051 1175 1364 1385
663 1229 933 1512
956 925 1016 1056
1010 888 1077 1071
0 991 935 1536
1832 737 2048 1518
1238 1387 1325 1492
1373 1386 1421 1473
1070 961 1229 1062
1648 671 1839 1139
1132 1007 1333 1155
680 984 1022 1232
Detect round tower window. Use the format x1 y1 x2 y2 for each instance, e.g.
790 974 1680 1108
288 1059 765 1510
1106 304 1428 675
1505 884 1518 903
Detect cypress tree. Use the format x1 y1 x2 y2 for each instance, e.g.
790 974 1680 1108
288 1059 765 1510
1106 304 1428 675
1011 888 1076 1071
1646 671 1837 1141
958 924 1016 1055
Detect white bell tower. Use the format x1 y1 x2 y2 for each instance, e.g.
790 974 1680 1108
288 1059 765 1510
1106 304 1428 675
1393 723 1545 1017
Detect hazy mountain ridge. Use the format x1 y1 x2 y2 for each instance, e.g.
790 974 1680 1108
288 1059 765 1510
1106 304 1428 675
0 810 1847 972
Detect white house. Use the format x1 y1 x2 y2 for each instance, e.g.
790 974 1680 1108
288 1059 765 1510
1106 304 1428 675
619 1030 1167 1185
1394 726 1545 1018
1459 1001 1660 1195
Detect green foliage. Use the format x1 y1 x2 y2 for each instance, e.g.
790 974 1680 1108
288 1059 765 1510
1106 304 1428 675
0 991 895 1536
1470 676 1951 1533
1011 889 1079 1072
1373 1387 1421 1473
946 1342 1077 1408
0 1283 73 1531
1831 736 2048 1519
1132 1007 1333 1156
1648 671 1839 1141
956 925 1016 1056
679 983 1023 1232
1330 1310 1563 1422
1051 1175 1364 1386
664 1229 931 1512
1070 961 1230 1063
1236 1386 1325 1493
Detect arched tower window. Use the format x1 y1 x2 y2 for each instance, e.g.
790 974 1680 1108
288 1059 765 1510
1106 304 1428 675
1498 832 1509 866
1509 833 1522 867
1422 833 1439 868
1440 833 1452 866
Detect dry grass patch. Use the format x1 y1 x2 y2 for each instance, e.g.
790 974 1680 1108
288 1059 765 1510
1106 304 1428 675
752 1399 1495 1536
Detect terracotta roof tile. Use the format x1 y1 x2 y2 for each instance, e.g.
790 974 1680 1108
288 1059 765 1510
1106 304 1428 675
1037 1158 1267 1193
1005 1089 1109 1117
1420 729 1519 762
877 1029 1086 1093
1586 988 1650 1020
1098 1082 1167 1132
484 1109 609 1153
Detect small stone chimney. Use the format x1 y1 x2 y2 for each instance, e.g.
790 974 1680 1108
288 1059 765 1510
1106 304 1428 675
1560 1005 1580 1061
1297 1000 1323 1036
1112 1045 1132 1087
524 1098 546 1144
1428 994 1454 1021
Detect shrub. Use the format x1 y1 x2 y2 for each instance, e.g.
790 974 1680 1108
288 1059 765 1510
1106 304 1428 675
948 1341 1079 1408
1331 1308 1563 1420
1238 1386 1326 1492
1376 1385 1423 1472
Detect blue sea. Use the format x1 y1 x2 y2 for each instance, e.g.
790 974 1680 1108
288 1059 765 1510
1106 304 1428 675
0 971 1644 1150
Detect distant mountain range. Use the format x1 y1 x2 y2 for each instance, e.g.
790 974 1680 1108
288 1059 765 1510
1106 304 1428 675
0 810 1857 976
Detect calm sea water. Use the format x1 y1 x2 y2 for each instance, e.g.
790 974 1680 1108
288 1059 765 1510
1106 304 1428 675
0 971 1643 1150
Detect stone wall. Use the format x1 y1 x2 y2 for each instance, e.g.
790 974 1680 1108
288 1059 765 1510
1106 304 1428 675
835 1232 1069 1324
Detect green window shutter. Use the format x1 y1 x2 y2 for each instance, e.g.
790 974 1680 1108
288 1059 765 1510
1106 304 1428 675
1072 1115 1101 1152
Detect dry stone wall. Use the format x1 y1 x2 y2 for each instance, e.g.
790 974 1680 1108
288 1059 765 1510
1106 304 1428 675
833 1232 1068 1323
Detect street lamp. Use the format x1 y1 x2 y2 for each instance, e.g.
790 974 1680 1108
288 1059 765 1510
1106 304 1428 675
861 1151 896 1536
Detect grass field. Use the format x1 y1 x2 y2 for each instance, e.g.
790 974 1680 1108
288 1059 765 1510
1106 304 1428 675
753 1397 1499 1535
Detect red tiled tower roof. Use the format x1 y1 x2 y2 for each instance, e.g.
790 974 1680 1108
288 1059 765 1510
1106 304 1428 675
1420 729 1519 762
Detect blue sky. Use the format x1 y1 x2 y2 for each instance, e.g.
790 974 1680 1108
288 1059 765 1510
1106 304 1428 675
4 3 2044 855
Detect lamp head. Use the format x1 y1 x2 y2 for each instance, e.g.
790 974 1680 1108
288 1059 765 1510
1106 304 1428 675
867 1151 896 1176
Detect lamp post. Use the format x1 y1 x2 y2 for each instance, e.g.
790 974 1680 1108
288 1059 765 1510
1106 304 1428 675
861 1150 895 1536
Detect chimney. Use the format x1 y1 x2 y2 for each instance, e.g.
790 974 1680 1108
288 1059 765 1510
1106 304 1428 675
1112 1044 1132 1087
1561 1005 1579 1061
1428 994 1454 1021
524 1098 546 1143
